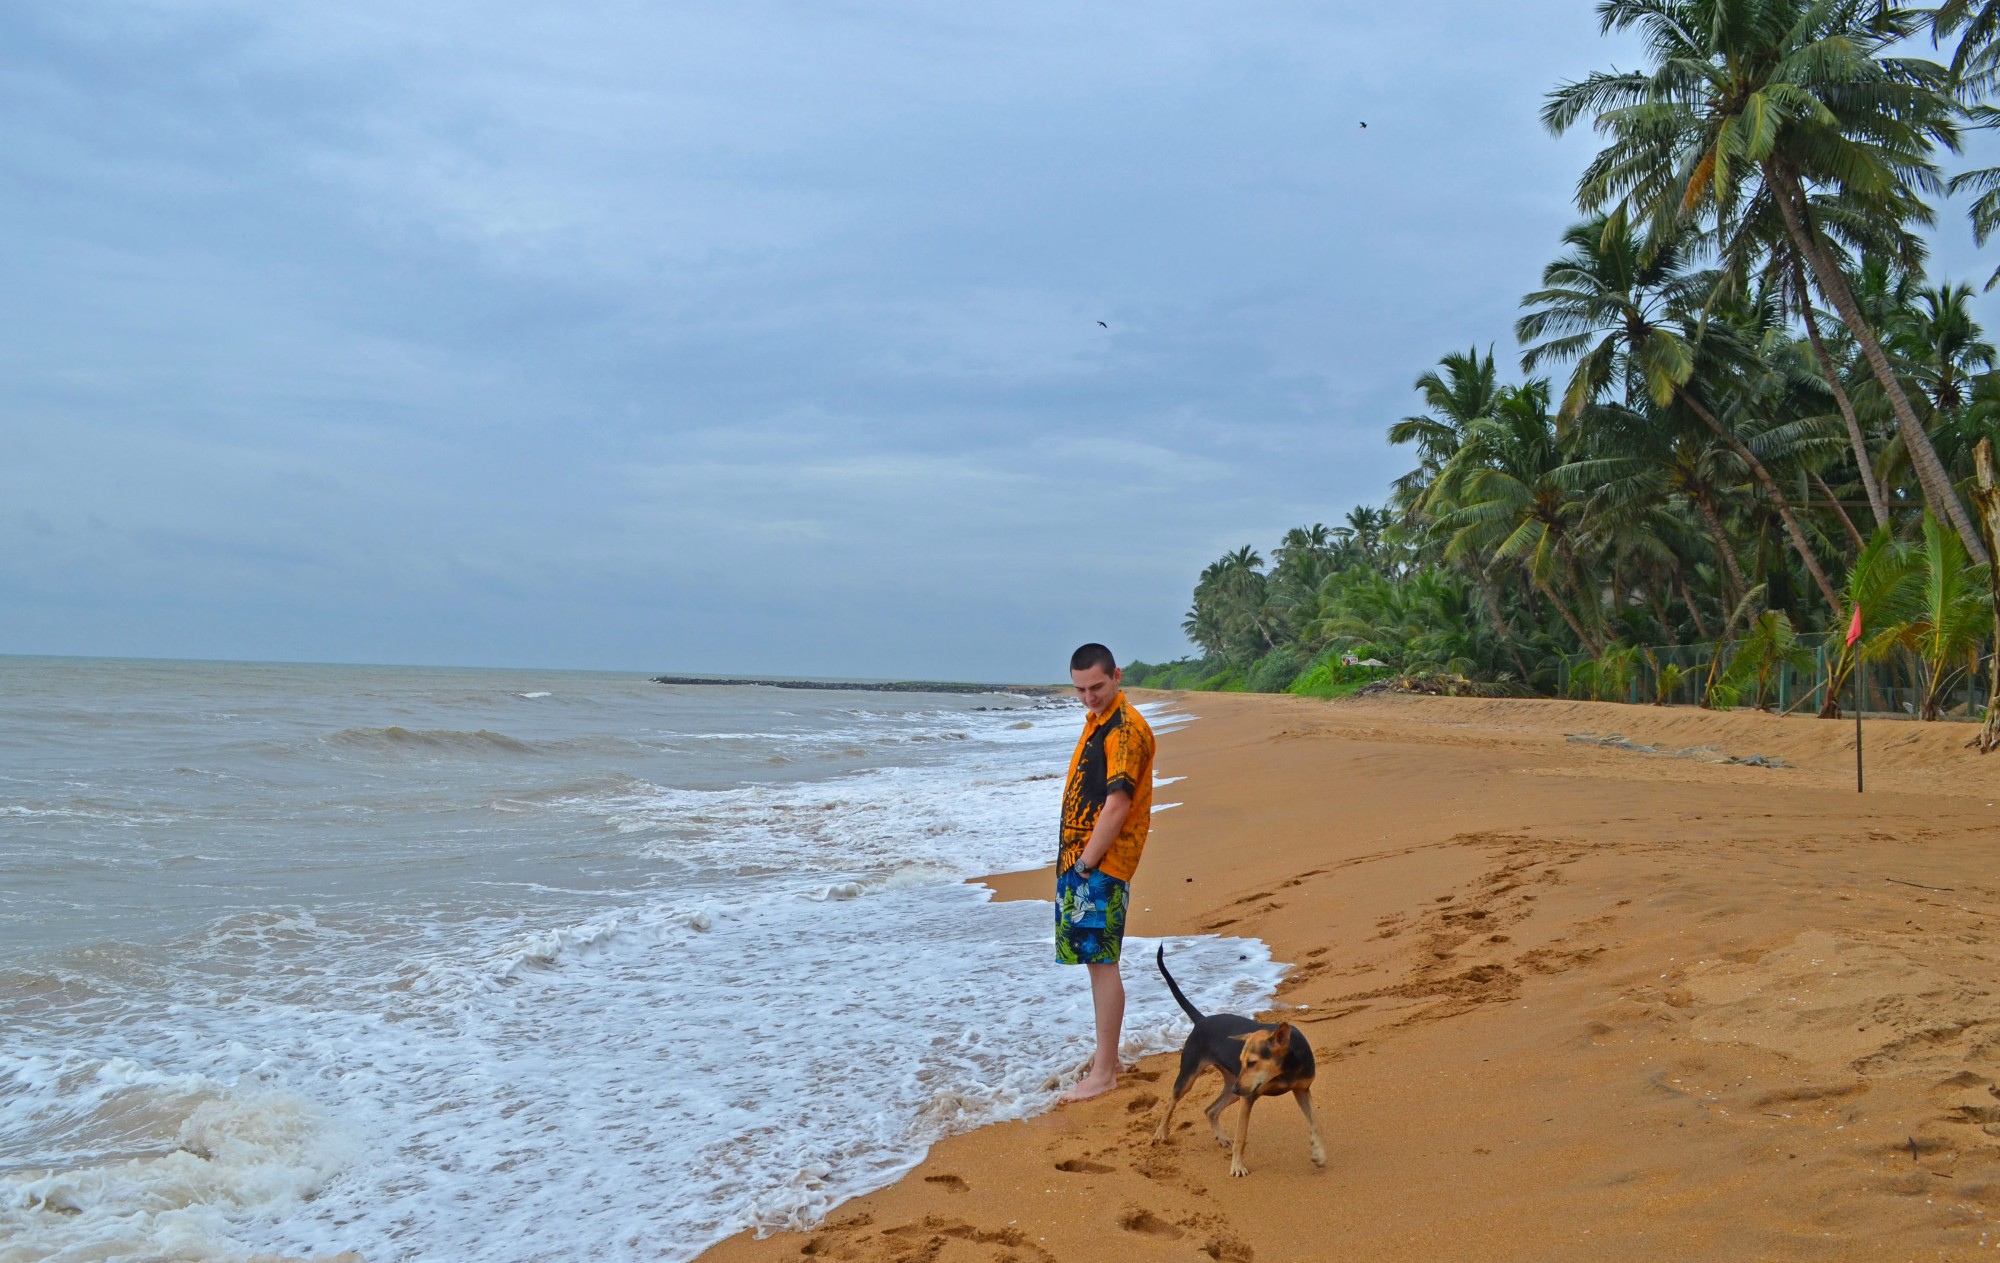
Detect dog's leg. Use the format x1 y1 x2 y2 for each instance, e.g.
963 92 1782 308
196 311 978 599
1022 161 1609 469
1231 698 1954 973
1153 1066 1201 1143
1203 1077 1238 1148
1294 1087 1326 1167
1155 1045 1210 1143
1228 1094 1258 1177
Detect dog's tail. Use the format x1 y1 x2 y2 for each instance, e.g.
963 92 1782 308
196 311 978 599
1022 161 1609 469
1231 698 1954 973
1156 945 1205 1024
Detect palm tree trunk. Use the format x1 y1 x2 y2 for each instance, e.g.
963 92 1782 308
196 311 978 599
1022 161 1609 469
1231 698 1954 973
1480 581 1512 638
1653 594 1678 645
1556 537 1607 652
1792 257 1890 531
1471 567 1534 679
1690 488 1749 604
1811 471 1865 550
1768 165 1989 565
1973 439 2000 751
1537 574 1599 654
1465 558 1512 638
1674 386 1844 617
1676 563 1713 642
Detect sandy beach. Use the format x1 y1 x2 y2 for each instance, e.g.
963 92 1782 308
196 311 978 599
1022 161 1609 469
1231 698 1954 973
699 690 2000 1262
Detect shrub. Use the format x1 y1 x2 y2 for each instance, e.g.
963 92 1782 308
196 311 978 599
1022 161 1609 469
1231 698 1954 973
1288 656 1396 699
1653 662 1684 705
1122 658 1198 688
1245 648 1306 693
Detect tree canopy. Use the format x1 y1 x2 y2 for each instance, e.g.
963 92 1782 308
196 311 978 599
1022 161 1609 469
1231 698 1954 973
1127 1 2000 724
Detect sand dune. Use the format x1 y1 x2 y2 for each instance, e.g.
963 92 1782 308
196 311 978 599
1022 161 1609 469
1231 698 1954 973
697 692 2000 1262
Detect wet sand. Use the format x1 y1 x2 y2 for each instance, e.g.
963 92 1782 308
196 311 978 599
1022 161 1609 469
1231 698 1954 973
698 691 2000 1261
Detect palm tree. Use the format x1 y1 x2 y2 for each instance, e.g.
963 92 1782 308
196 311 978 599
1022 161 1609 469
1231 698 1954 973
1859 272 1998 497
1389 348 1539 639
1270 524 1343 642
1932 3 2000 287
1936 0 2000 93
1722 286 1860 563
1544 0 1988 565
1388 348 1502 513
1320 570 1498 677
1783 259 1892 529
1184 546 1279 663
1900 282 1996 418
1888 513 1991 719
1271 525 1338 588
1343 506 1388 562
1430 381 1604 651
1517 210 1843 614
1717 164 1928 534
1181 602 1227 659
1819 526 1920 717
1728 608 1814 710
1581 401 1754 612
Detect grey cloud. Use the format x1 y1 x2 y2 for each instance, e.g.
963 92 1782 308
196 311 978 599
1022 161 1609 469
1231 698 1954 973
14 2 1987 678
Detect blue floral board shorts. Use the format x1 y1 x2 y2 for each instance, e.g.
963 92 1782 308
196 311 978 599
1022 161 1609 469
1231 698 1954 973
1056 866 1129 965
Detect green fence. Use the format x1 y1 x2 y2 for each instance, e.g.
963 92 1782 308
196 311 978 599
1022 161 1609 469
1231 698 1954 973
1555 643 1994 718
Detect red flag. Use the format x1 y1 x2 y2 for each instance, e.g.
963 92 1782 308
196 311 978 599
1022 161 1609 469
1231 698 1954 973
1846 604 1864 647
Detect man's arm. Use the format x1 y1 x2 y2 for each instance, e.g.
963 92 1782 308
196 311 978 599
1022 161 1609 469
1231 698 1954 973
1076 790 1131 871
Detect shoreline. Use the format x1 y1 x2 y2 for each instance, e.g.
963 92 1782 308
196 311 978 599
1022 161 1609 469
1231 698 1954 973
700 690 2000 1262
651 675 1066 696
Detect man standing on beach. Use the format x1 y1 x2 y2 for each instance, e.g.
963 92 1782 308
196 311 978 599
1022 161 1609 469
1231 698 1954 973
1056 643 1155 1103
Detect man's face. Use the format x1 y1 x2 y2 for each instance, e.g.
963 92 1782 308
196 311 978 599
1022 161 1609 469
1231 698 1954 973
1070 664 1121 715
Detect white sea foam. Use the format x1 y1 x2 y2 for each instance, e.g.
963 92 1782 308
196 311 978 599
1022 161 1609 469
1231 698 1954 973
7 905 1277 1263
590 749 1080 880
3 685 1276 1263
0 1071 355 1263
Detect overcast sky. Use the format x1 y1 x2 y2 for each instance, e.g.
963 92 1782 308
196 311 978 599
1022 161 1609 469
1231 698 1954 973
4 2 1995 681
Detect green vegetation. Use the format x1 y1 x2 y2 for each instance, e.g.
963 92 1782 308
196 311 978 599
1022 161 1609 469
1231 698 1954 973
1129 1 2000 723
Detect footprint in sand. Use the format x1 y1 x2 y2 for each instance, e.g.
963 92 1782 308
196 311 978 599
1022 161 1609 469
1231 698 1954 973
875 1217 1054 1261
923 1173 969 1192
1933 1071 2000 1129
1132 1151 1180 1182
1119 1208 1183 1239
1054 1158 1115 1174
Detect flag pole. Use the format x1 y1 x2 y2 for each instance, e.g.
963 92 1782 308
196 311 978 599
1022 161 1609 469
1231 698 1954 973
1847 604 1864 794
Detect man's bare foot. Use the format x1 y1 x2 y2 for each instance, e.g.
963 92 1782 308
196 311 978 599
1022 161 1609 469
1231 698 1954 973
1058 1073 1117 1104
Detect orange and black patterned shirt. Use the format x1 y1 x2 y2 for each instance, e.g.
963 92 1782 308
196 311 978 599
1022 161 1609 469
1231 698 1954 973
1059 691 1155 883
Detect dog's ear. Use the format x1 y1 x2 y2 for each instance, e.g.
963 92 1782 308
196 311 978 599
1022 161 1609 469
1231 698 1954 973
1268 1022 1293 1049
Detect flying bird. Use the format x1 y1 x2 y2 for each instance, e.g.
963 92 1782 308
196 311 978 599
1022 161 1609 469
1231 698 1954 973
1359 121 1368 129
1097 321 1108 328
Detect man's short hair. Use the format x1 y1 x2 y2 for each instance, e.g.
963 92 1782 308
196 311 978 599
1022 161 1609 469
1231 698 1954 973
1070 643 1117 676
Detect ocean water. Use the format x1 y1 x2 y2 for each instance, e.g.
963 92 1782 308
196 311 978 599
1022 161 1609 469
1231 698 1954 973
0 658 1282 1263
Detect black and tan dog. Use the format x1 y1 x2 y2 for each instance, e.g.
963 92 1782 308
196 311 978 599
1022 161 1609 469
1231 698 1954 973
1152 945 1325 1177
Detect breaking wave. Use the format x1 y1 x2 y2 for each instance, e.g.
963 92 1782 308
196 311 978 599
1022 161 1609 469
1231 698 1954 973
324 726 539 755
0 1062 356 1263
